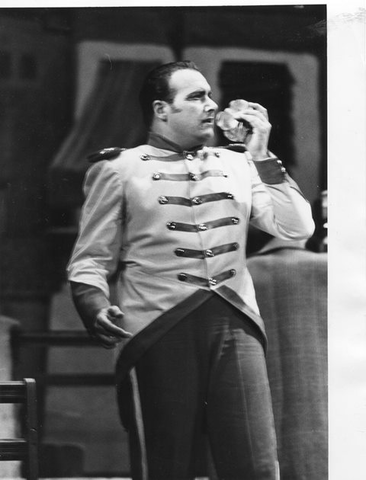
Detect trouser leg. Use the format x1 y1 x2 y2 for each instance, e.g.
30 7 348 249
123 295 279 480
205 302 279 479
130 319 205 480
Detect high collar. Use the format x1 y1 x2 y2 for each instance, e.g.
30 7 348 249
147 132 204 154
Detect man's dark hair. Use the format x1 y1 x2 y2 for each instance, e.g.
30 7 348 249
139 60 200 127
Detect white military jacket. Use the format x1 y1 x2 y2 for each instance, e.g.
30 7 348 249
67 133 314 343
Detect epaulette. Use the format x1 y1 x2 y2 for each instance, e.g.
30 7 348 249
87 147 125 163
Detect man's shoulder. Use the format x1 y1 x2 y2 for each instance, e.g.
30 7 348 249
87 145 147 164
84 145 151 183
87 147 126 163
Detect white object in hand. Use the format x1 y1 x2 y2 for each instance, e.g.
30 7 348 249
216 99 252 143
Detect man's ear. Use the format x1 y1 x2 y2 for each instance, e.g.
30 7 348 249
152 100 168 121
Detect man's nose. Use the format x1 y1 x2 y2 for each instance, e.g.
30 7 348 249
205 97 218 111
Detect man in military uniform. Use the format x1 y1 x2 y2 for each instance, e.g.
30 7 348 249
68 61 315 480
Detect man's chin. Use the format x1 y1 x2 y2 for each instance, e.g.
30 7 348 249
199 128 214 141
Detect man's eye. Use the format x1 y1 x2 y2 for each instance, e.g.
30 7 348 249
189 93 204 100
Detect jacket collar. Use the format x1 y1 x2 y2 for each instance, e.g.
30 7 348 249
147 132 204 155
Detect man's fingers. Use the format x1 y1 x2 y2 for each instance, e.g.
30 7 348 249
247 102 269 119
95 320 132 338
228 102 269 125
241 114 271 134
95 307 132 339
97 333 122 349
93 328 132 349
107 305 124 318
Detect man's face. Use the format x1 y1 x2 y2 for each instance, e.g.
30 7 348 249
162 69 218 149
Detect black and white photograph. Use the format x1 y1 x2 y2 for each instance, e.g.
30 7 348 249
0 1 364 480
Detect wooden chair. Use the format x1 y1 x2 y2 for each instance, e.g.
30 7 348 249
0 378 39 480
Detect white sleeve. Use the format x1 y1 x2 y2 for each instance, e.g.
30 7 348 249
67 161 124 298
249 158 315 240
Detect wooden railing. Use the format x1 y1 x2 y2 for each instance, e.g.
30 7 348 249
11 330 115 386
10 329 124 478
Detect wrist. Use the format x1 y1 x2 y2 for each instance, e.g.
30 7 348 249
70 281 110 331
253 157 287 184
251 149 273 161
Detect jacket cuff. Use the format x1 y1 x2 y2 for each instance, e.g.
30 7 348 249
253 157 287 184
70 281 110 332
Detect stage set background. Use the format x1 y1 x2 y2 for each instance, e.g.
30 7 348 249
0 5 328 479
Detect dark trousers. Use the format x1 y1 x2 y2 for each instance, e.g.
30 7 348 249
125 295 279 480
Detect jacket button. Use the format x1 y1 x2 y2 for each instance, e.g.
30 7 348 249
192 197 202 205
198 223 207 231
140 154 150 161
232 217 239 224
185 153 194 160
227 193 234 199
159 196 169 204
175 248 185 256
276 159 283 165
205 249 214 257
233 243 239 250
280 167 287 173
167 222 176 230
230 269 236 277
189 173 198 181
209 278 217 286
178 273 188 281
152 172 161 180
214 151 221 157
